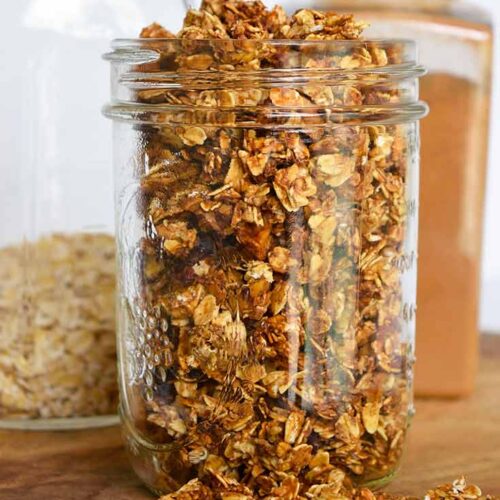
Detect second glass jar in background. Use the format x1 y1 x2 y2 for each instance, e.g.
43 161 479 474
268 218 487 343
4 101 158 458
105 38 427 493
0 1 122 429
314 0 494 398
0 0 190 431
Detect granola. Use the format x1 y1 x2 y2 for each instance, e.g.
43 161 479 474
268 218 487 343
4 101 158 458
115 0 422 495
425 477 495 500
160 474 495 500
0 233 117 420
158 477 497 500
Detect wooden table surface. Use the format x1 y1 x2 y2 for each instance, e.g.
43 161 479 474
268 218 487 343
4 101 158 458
1 337 499 500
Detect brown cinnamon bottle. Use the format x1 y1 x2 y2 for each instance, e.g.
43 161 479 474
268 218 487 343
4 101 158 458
314 0 493 397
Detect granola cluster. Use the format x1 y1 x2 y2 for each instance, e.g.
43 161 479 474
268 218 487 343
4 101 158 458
120 0 418 496
176 0 366 41
0 233 117 420
424 477 495 500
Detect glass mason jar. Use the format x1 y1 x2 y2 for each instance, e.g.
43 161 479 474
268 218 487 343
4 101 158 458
0 0 125 429
104 38 427 493
313 0 493 398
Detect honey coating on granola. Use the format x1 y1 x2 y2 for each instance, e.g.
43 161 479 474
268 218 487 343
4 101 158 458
124 1 416 496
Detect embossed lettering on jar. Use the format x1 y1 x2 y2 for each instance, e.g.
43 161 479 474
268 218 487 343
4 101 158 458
104 36 427 495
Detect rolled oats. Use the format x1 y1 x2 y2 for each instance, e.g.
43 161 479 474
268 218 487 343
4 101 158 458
0 233 117 420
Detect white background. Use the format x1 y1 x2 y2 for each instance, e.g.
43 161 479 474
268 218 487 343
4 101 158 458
0 0 498 330
474 0 500 332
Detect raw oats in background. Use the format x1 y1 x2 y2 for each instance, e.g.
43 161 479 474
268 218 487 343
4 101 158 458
0 234 118 421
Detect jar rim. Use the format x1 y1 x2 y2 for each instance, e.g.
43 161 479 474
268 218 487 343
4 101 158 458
104 37 428 126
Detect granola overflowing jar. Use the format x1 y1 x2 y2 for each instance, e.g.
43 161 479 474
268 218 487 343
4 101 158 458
104 36 427 495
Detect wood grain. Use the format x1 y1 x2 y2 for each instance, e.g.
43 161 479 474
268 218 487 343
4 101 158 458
1 337 500 499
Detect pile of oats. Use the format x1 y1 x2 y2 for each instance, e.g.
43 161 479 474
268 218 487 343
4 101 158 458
0 233 118 420
118 0 421 495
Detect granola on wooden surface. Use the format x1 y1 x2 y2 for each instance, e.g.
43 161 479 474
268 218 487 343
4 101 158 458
158 476 497 500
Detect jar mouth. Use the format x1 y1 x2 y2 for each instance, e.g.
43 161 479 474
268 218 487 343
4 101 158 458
104 37 428 127
104 37 420 66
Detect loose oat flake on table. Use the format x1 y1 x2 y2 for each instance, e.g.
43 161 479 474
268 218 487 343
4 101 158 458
105 0 428 496
0 233 118 420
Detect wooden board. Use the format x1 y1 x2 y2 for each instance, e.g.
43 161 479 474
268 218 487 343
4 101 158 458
1 337 500 499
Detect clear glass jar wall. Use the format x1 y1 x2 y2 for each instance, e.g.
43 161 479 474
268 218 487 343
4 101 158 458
105 38 427 493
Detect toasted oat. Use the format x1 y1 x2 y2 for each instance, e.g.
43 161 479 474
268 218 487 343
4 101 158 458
140 22 175 39
425 477 493 500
